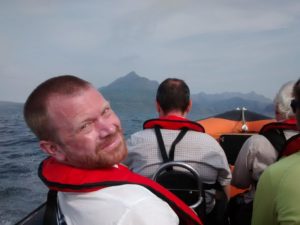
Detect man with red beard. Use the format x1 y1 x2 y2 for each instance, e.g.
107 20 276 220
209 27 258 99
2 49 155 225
24 75 202 225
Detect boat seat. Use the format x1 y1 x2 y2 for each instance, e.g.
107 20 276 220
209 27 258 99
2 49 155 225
152 161 209 222
152 161 204 210
152 161 229 225
219 133 253 165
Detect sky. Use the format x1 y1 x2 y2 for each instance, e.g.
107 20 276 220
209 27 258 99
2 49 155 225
1 0 300 103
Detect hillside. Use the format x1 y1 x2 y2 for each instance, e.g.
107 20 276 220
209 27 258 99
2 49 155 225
99 71 159 114
0 72 274 120
99 72 274 120
0 101 23 114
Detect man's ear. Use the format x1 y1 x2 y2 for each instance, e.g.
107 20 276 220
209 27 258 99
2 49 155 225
39 140 66 162
186 100 192 113
156 101 161 114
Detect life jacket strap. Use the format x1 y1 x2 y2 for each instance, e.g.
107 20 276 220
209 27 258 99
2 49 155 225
154 126 188 163
43 190 66 225
43 190 58 225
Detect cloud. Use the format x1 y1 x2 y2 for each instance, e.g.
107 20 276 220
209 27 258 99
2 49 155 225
0 0 299 102
150 1 300 40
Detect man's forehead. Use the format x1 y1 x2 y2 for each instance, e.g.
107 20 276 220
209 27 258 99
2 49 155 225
47 89 108 114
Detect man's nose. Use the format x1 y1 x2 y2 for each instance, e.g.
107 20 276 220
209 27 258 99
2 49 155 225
95 119 116 137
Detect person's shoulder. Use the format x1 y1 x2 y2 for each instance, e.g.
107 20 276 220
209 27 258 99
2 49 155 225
126 129 160 148
247 134 269 142
271 152 300 171
262 152 300 183
128 129 156 139
186 132 226 153
181 131 220 145
257 152 300 202
187 130 216 139
243 134 273 149
71 184 158 203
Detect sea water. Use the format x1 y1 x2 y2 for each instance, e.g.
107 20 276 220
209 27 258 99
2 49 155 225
0 104 157 225
0 104 46 225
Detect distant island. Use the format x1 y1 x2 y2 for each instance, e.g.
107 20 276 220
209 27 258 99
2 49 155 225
99 71 274 120
0 71 274 120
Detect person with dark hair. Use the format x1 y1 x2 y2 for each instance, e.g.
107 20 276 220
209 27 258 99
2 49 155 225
228 81 298 225
156 78 191 115
24 75 203 225
123 78 231 221
251 78 300 225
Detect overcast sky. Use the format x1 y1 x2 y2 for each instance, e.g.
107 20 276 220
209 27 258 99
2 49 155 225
1 0 299 103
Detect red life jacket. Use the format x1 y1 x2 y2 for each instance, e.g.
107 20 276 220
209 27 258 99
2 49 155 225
143 115 205 132
259 118 298 133
281 134 300 157
259 118 299 154
39 157 203 225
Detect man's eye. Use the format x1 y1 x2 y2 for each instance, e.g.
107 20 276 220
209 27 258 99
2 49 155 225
103 107 111 115
80 122 92 131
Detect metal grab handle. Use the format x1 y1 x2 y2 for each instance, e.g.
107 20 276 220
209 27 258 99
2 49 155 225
241 107 249 132
237 107 249 132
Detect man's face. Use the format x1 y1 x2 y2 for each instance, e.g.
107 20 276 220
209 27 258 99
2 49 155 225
46 86 127 168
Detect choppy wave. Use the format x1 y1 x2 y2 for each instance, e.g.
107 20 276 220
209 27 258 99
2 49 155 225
0 106 47 225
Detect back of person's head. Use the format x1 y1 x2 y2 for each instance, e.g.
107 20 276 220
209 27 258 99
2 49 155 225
273 80 295 121
24 75 91 141
156 78 190 114
293 79 300 99
293 78 300 127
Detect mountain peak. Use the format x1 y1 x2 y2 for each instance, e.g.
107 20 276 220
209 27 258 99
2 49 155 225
98 71 274 118
99 72 159 114
100 71 158 91
124 71 139 78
